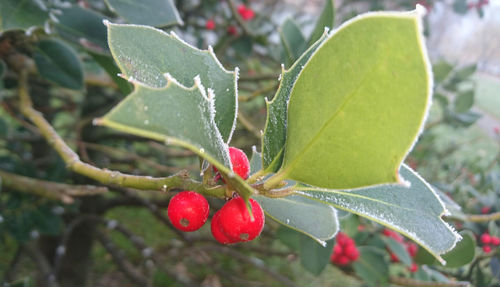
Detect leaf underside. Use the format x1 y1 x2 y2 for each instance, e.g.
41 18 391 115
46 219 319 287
280 12 432 190
295 165 461 263
106 23 237 143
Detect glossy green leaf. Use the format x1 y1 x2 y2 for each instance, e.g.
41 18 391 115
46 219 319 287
308 0 335 46
104 0 182 27
262 32 328 172
106 23 237 143
0 0 49 32
250 149 338 243
454 90 474 113
278 11 432 189
383 237 412 266
299 236 334 275
352 247 389 286
53 5 109 53
34 39 84 90
295 165 461 264
279 19 306 67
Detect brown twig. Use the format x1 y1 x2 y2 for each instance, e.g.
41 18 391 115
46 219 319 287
0 169 108 203
238 111 262 139
15 70 226 198
389 276 470 287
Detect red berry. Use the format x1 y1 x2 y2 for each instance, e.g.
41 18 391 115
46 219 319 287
229 147 250 179
390 252 400 263
344 244 360 261
227 25 238 36
206 19 216 30
334 255 351 266
237 4 255 21
494 126 500 134
483 245 492 253
408 263 418 273
406 243 418 258
336 232 353 246
213 147 250 182
491 236 500 246
382 229 404 243
481 206 491 214
218 197 264 242
480 233 492 245
333 243 343 255
167 191 209 232
211 211 239 244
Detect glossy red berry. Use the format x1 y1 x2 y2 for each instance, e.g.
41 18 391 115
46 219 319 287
406 243 418 258
480 233 492 244
344 244 360 261
218 197 264 242
408 263 418 273
331 232 359 266
491 236 500 246
206 19 216 30
390 252 400 262
167 191 209 232
481 206 491 214
383 229 404 243
227 25 238 36
228 147 250 179
211 210 239 244
483 245 492 253
237 4 255 21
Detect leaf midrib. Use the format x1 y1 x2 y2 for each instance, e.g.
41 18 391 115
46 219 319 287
282 58 381 176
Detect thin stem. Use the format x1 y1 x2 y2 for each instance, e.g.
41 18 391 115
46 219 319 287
16 70 226 198
0 169 107 203
226 0 255 37
389 276 470 287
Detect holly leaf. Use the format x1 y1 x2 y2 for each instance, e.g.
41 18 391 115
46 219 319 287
352 247 389 286
250 149 338 243
34 39 84 90
279 18 307 67
262 31 328 172
97 75 254 200
0 0 49 32
106 22 237 143
276 10 432 189
308 0 335 46
104 0 182 27
295 165 461 263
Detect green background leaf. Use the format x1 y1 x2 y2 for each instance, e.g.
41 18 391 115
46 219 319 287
104 0 182 27
415 231 476 268
308 0 335 46
352 247 389 286
295 165 461 263
106 23 237 143
262 32 327 172
279 12 431 189
34 39 84 90
279 19 306 67
383 237 412 266
299 235 335 275
0 0 49 32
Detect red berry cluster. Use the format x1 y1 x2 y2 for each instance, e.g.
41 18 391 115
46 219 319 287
480 232 500 253
211 147 264 244
468 0 489 9
167 147 264 244
383 229 419 273
237 4 255 21
330 232 360 266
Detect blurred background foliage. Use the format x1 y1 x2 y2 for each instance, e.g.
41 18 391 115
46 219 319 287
0 0 499 286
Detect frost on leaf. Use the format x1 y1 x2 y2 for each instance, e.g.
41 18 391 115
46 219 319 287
106 23 238 143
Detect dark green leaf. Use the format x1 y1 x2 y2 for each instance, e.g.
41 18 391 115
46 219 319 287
299 235 334 275
454 90 474 113
104 0 182 27
308 0 335 46
0 0 49 32
34 39 84 90
452 0 468 14
415 231 475 268
277 225 301 250
54 5 109 53
279 18 306 67
433 61 453 83
491 257 500 280
450 111 481 126
352 247 389 286
383 237 412 266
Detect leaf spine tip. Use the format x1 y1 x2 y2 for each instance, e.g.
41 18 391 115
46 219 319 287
415 4 427 18
102 19 110 27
